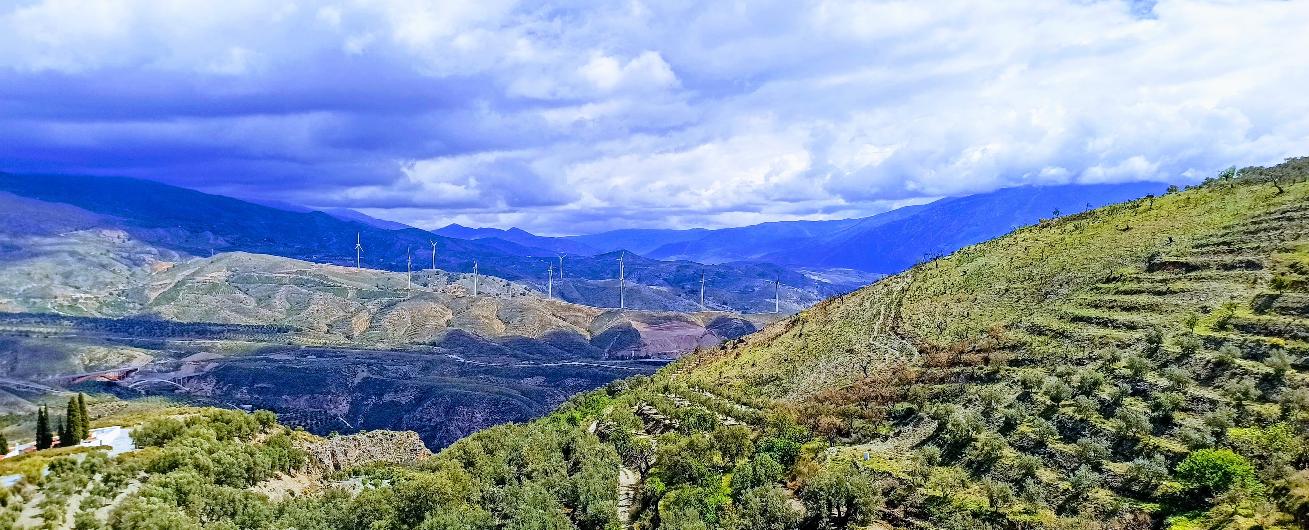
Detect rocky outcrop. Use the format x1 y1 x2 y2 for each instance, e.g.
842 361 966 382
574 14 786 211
299 430 431 474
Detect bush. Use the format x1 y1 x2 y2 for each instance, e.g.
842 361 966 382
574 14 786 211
963 432 1006 471
1174 333 1203 357
756 437 802 469
1125 454 1169 494
1175 449 1259 499
133 417 186 447
1175 424 1215 450
799 465 880 529
736 487 800 530
732 455 784 495
1040 377 1074 404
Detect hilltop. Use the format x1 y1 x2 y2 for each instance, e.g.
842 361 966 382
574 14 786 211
7 158 1308 529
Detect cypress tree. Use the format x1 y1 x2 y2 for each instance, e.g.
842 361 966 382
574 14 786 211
65 395 82 444
77 393 91 440
56 416 67 447
35 406 53 450
0 433 8 454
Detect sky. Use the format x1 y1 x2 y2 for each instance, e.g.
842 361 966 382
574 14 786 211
2 0 1307 235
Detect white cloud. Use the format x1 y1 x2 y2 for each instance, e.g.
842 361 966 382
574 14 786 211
2 0 1308 233
579 51 678 93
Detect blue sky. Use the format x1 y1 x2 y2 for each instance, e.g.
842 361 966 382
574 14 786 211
2 0 1306 235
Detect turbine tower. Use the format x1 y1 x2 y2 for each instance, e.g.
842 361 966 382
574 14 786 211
547 264 554 299
354 233 363 269
774 276 781 314
699 270 706 311
558 254 565 280
618 252 626 310
429 240 438 270
472 260 480 297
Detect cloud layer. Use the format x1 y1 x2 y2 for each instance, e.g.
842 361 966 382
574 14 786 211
2 0 1307 234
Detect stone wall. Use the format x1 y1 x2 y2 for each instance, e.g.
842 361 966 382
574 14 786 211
299 430 432 474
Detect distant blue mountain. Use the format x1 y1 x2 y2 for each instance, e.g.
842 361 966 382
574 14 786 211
321 208 413 231
434 224 599 256
566 228 712 256
565 182 1167 274
759 182 1167 273
0 172 863 312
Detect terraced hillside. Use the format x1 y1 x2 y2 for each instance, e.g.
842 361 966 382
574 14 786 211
7 159 1308 530
644 159 1309 527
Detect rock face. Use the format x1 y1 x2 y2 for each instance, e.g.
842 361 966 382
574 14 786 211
299 430 432 474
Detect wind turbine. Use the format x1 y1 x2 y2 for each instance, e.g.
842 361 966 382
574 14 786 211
774 276 781 314
547 264 554 299
557 254 565 280
406 246 413 293
472 260 480 297
354 233 363 269
618 252 626 310
699 270 706 311
429 240 438 270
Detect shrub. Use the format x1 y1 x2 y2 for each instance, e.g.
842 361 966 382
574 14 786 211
1213 343 1241 366
133 417 186 447
736 487 801 530
1222 378 1261 405
1175 424 1215 450
731 455 784 495
1040 377 1074 404
712 425 754 464
964 432 1007 471
756 437 802 469
1125 454 1170 494
799 465 880 529
1112 407 1153 439
1203 408 1236 434
676 407 721 434
1225 423 1305 473
1263 349 1292 379
1120 354 1153 379
1068 466 1102 496
1162 366 1193 389
1153 392 1185 420
1073 369 1105 395
1075 438 1111 467
1174 449 1258 498
1174 333 1203 357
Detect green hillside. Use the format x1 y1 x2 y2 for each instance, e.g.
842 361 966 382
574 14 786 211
7 159 1309 529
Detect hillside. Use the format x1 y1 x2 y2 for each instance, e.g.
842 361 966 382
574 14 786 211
0 220 777 447
7 159 1308 529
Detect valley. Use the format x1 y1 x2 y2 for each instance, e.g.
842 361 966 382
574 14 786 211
0 222 773 448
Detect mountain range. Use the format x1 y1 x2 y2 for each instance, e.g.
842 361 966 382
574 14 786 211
427 182 1166 275
571 182 1166 273
0 173 868 314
